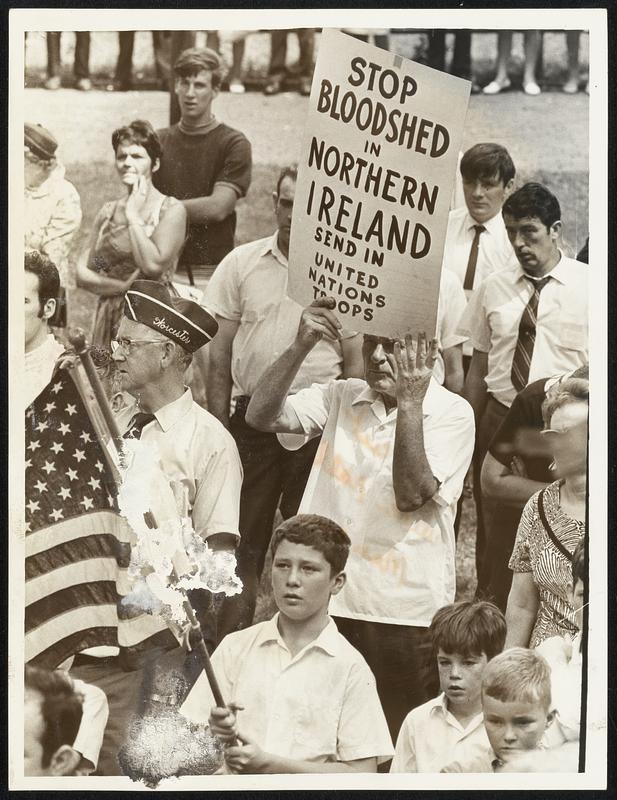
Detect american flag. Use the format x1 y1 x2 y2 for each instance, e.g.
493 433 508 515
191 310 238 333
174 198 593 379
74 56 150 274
25 364 175 670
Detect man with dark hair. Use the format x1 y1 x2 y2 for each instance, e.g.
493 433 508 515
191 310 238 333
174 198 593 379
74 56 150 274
24 665 84 776
205 167 363 636
24 250 65 406
460 182 588 599
153 46 252 406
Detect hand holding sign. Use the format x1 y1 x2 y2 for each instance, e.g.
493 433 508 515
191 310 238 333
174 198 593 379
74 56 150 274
394 332 439 405
297 296 342 346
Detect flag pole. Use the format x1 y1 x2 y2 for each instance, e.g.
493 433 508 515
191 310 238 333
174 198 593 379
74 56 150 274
67 327 229 710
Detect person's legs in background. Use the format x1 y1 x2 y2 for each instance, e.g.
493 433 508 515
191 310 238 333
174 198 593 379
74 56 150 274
264 30 288 94
74 32 91 90
45 32 62 89
426 29 446 72
564 30 581 94
522 30 542 95
295 28 315 95
483 30 512 94
115 31 134 91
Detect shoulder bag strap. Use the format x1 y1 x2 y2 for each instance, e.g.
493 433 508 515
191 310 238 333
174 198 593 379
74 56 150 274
537 487 574 563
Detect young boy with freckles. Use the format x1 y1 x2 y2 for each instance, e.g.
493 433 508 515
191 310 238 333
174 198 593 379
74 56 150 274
180 514 393 774
391 600 506 772
442 647 557 772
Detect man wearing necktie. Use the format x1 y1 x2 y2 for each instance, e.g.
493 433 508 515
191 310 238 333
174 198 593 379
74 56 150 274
459 183 588 601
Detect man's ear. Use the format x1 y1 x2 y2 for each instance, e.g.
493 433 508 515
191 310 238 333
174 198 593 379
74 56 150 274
49 745 81 776
330 570 346 595
152 157 160 175
550 220 562 240
504 178 515 198
272 191 278 213
42 297 56 322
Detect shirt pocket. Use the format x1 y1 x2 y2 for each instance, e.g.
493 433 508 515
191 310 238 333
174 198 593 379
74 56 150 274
556 320 587 352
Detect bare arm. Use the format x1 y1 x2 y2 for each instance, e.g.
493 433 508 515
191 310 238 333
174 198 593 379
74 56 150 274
246 297 342 434
481 451 547 507
206 316 240 427
126 190 187 279
340 333 364 378
182 184 239 224
442 344 464 394
392 334 440 512
505 571 540 648
463 348 489 427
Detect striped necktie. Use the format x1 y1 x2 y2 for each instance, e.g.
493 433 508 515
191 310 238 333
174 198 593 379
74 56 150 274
463 224 486 290
123 411 155 440
510 275 551 393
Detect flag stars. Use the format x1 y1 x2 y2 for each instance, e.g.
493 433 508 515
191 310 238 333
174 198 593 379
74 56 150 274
67 468 78 482
26 499 40 514
25 458 32 469
73 449 86 463
27 439 41 452
79 431 92 444
51 381 63 395
95 461 104 473
65 404 77 416
58 422 71 436
24 521 31 533
107 493 115 508
50 442 64 455
80 496 94 510
58 486 71 501
36 419 50 433
44 402 56 414
42 460 56 475
49 508 64 522
88 477 101 491
34 480 48 494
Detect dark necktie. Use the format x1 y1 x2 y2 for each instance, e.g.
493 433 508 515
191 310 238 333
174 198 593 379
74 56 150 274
463 224 486 290
123 411 155 440
510 276 551 393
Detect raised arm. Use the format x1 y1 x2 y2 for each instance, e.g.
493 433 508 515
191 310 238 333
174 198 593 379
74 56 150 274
246 297 342 434
392 333 441 512
125 184 187 279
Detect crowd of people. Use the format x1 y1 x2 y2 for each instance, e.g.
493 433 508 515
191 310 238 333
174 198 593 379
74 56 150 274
23 37 590 779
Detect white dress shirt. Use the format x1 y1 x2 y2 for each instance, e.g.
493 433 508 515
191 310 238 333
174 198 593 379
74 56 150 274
443 207 518 356
115 388 242 540
391 692 489 773
278 379 475 627
180 614 394 765
457 254 588 407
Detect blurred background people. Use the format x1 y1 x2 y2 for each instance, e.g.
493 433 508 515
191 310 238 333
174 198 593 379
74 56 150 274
114 30 171 91
25 122 82 293
263 29 316 96
45 31 91 91
76 119 186 349
483 30 542 96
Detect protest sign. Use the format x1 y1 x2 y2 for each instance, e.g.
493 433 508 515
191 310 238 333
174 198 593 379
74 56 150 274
288 28 471 338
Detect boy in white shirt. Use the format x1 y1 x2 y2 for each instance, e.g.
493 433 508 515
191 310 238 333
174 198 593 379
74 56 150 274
181 513 393 773
391 600 505 772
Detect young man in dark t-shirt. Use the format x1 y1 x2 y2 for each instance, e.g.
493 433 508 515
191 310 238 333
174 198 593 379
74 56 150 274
480 364 588 610
153 47 252 405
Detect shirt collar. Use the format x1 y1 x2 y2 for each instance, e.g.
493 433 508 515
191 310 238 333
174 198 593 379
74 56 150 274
429 693 485 731
514 250 569 286
26 162 65 198
259 232 288 268
464 209 504 236
351 379 438 419
257 613 339 657
151 388 194 432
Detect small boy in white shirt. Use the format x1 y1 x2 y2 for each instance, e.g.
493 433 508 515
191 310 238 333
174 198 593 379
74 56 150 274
181 513 394 773
391 600 506 772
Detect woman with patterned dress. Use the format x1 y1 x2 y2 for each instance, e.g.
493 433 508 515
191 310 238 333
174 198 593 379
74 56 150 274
504 377 588 648
77 120 186 349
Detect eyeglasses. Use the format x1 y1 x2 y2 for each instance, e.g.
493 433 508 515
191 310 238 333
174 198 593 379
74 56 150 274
111 337 167 354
